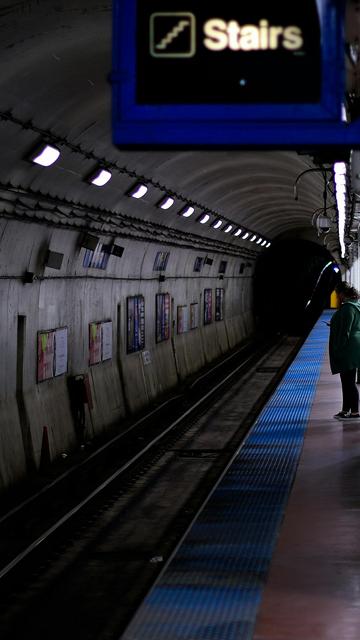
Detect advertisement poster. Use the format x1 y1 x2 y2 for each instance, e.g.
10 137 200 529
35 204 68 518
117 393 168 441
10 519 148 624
190 302 199 330
37 330 55 382
54 327 68 376
127 295 145 353
89 322 102 365
204 289 212 325
177 305 189 334
215 288 225 321
101 321 113 361
156 293 170 342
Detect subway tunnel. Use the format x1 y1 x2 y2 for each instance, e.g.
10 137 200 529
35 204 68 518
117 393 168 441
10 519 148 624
0 1 359 493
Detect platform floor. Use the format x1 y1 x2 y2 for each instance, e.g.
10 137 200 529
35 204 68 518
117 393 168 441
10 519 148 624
254 336 360 639
123 313 360 640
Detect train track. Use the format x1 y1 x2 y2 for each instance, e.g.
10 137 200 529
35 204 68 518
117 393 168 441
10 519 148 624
0 334 302 640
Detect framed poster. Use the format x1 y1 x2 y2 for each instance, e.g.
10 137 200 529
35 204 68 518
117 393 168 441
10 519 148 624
37 330 55 382
89 322 102 365
127 295 145 353
177 305 189 334
190 302 199 330
54 327 68 376
101 321 113 361
156 293 171 343
215 288 225 321
204 289 212 325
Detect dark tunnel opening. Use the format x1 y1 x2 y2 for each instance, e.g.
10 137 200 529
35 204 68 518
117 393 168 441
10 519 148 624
254 238 341 337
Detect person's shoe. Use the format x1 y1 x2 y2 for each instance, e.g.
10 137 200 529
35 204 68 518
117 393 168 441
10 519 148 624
334 411 350 419
341 413 360 421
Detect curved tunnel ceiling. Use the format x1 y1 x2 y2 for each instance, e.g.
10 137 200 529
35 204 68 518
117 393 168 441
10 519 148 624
0 0 358 264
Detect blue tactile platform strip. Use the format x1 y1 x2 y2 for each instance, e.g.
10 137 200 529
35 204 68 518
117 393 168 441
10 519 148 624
123 312 332 640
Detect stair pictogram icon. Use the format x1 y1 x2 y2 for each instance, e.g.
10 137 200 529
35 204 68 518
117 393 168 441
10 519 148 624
156 20 190 51
150 13 196 58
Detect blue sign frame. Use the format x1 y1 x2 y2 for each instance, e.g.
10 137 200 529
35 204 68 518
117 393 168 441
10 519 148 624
112 0 360 147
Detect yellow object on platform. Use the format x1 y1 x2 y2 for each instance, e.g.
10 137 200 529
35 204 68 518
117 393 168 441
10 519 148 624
330 290 339 309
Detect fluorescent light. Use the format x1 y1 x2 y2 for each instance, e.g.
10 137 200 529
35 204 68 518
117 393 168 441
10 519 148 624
180 205 194 217
266 242 271 248
128 183 148 198
334 162 347 175
261 240 267 246
242 232 250 239
198 213 210 224
250 234 257 242
224 224 233 233
256 238 263 244
212 219 223 229
158 196 174 210
233 228 242 236
89 168 112 187
335 174 346 186
30 144 60 167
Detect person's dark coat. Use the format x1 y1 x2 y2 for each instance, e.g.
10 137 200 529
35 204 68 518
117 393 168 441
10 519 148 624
329 301 360 374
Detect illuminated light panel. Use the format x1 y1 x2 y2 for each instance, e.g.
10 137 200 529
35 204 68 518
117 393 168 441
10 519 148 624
335 174 346 186
212 219 223 229
129 183 148 198
334 162 347 175
256 238 263 244
242 232 250 240
31 144 60 167
233 228 242 236
159 196 174 210
266 242 271 247
250 234 257 242
224 224 233 233
90 168 112 187
180 205 195 217
261 240 267 246
199 213 210 224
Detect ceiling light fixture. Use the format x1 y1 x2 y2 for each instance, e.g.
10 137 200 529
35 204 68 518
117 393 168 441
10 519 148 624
212 219 223 229
242 232 250 240
158 196 174 210
261 240 267 246
256 238 263 244
127 183 148 198
179 205 195 217
250 234 257 242
198 213 210 224
29 143 60 167
233 228 242 236
88 167 112 187
224 224 233 233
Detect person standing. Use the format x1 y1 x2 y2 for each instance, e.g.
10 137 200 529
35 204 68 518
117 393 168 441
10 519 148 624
329 281 360 420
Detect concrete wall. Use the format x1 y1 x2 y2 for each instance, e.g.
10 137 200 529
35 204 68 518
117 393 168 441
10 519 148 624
0 219 255 491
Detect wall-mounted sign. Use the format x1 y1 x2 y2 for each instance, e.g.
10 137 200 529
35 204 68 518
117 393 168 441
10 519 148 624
177 305 189 334
37 327 68 382
101 322 113 361
190 302 199 329
215 288 225 321
89 322 102 365
89 321 113 365
113 1 360 147
156 293 171 342
204 289 213 325
127 295 145 353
